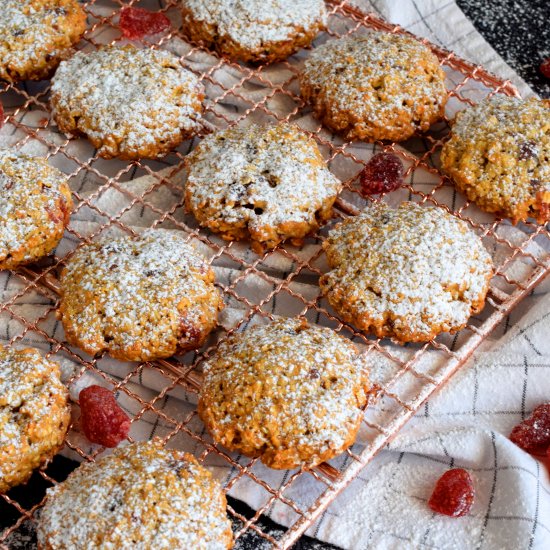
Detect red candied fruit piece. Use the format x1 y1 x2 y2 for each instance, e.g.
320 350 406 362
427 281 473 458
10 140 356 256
510 403 550 453
428 468 474 517
0 101 3 128
360 152 404 196
79 385 131 448
119 7 171 40
540 58 550 79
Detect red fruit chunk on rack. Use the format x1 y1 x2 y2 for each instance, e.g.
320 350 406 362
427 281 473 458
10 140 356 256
119 7 171 40
79 385 131 448
360 152 404 196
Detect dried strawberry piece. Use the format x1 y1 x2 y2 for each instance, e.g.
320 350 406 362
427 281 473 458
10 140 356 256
119 7 171 40
510 403 550 453
79 385 131 448
360 152 404 196
0 101 4 129
540 58 550 79
428 469 474 517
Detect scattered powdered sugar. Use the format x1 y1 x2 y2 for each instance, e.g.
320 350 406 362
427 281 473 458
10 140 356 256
58 229 222 361
442 96 550 217
300 32 447 139
320 202 493 341
181 0 327 51
0 149 71 267
0 345 69 493
0 0 85 81
185 123 341 249
50 45 204 158
37 441 233 549
200 318 369 468
338 460 485 549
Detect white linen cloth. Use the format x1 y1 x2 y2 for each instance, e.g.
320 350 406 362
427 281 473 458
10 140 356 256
1 1 548 549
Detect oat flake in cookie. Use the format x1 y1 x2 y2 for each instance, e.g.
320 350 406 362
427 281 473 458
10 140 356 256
0 150 73 270
320 202 493 343
181 0 327 63
50 45 204 160
57 230 223 362
0 0 86 82
37 442 233 549
185 123 341 252
0 345 70 494
441 96 550 224
198 318 369 470
300 33 447 142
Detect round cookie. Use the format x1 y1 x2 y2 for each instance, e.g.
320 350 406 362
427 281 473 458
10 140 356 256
181 0 327 64
0 0 86 82
198 317 369 469
0 150 73 270
299 33 447 142
50 45 204 159
319 202 493 343
37 442 233 549
0 345 70 494
440 96 550 224
185 123 342 252
57 230 223 362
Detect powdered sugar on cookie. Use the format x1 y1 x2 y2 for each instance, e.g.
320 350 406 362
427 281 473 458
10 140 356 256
0 345 70 493
50 45 204 159
300 33 447 141
0 150 72 270
199 318 369 469
0 0 86 81
320 202 493 342
441 96 550 223
185 123 341 252
58 229 223 362
37 442 233 549
181 0 326 61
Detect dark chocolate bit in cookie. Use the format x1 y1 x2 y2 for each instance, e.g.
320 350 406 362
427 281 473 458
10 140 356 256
518 140 538 160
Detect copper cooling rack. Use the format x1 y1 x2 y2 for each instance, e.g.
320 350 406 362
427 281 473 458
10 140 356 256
1 1 550 548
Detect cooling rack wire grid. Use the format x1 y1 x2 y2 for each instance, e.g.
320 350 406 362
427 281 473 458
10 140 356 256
1 1 549 548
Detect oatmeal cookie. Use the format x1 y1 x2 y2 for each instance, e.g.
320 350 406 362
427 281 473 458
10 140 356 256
0 345 70 494
319 202 493 343
185 123 341 252
440 96 550 224
57 230 223 362
50 45 204 159
181 0 327 64
198 318 369 470
300 33 447 142
0 0 86 82
0 150 73 270
37 442 233 549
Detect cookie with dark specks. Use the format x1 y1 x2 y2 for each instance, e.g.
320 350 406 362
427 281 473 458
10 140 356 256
441 96 550 224
181 0 327 63
0 0 86 82
199 317 369 470
0 345 70 494
184 123 341 253
57 230 223 362
300 32 447 142
320 202 493 343
37 442 233 549
50 45 204 159
0 150 73 270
